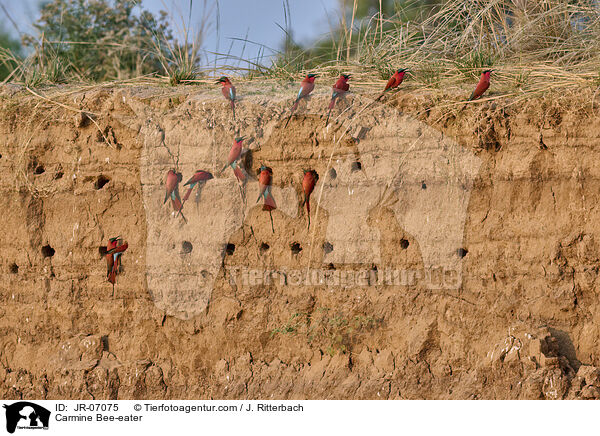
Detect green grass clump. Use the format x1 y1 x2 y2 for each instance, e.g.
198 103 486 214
270 308 379 356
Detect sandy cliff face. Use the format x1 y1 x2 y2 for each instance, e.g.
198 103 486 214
0 83 599 399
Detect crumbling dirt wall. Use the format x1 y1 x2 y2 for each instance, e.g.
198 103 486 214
0 83 599 399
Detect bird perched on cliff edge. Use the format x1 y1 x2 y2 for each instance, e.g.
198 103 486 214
463 70 493 109
105 236 128 296
285 73 317 128
217 76 236 120
326 74 350 125
302 169 319 229
375 68 408 101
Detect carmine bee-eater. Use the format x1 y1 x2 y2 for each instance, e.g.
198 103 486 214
221 137 245 177
257 165 276 233
302 169 319 229
375 68 408 101
285 73 317 128
326 74 350 125
263 192 277 234
105 236 128 295
468 69 493 102
164 169 186 222
256 164 272 203
164 169 180 204
182 170 213 206
217 76 236 120
460 70 492 111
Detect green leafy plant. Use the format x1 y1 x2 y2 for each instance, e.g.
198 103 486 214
22 0 175 82
271 308 379 355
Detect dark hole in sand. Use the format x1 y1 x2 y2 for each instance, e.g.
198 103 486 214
41 245 55 258
182 241 193 254
291 242 302 255
95 175 110 190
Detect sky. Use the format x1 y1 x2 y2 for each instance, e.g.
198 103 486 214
0 0 340 67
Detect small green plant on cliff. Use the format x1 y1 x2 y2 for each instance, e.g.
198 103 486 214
271 308 379 355
270 312 309 336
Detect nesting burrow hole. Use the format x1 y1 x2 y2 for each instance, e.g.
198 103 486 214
225 243 236 256
41 244 55 258
291 242 302 255
182 241 193 254
94 174 110 190
400 239 410 249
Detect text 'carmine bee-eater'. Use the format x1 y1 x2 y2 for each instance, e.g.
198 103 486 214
302 169 319 229
217 76 236 120
165 169 186 223
285 73 317 128
183 170 213 207
326 74 350 125
257 165 276 233
105 236 128 296
376 68 408 101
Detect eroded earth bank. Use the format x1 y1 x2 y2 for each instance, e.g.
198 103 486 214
1 83 599 399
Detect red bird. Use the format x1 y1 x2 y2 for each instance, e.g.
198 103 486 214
376 68 408 101
302 170 319 229
285 73 317 128
105 236 128 295
256 164 273 203
326 74 350 125
217 76 236 120
221 137 246 182
257 165 276 233
164 169 186 222
263 193 277 234
468 69 492 101
164 169 180 204
182 170 213 204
